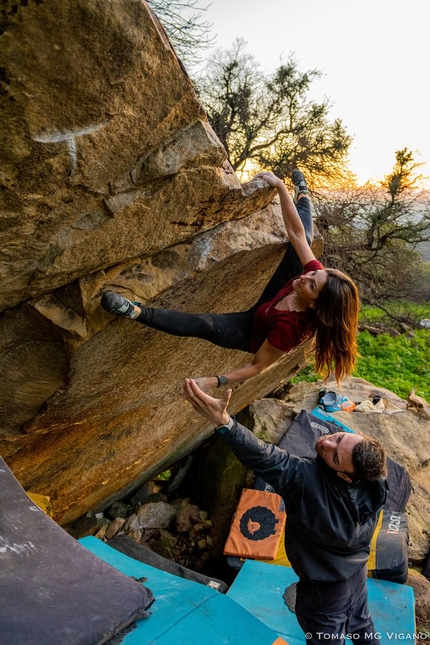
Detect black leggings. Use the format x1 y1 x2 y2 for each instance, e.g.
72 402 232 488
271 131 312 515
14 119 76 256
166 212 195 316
136 197 313 353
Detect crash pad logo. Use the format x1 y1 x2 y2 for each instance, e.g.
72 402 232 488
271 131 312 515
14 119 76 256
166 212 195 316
239 506 279 541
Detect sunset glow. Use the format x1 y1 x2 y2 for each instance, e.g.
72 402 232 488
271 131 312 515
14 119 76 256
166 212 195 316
200 0 430 187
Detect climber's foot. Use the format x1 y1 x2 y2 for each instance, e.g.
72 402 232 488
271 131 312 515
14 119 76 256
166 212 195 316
292 169 309 203
101 291 140 319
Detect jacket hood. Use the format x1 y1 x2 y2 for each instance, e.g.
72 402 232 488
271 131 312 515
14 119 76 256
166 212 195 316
348 476 388 525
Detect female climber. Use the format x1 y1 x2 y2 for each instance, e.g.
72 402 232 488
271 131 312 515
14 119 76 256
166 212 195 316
101 170 360 392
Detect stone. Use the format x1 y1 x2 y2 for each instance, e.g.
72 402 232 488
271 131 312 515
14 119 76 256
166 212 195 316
107 501 130 520
105 517 126 540
0 0 208 310
137 502 177 529
127 529 143 543
148 529 178 560
123 514 141 534
141 529 158 543
176 504 201 534
30 295 88 340
94 523 109 540
130 481 157 505
0 305 69 438
193 522 205 533
405 569 430 633
407 390 430 420
236 398 296 444
130 121 226 185
26 492 53 517
141 493 168 505
170 497 191 512
72 512 100 538
166 456 195 495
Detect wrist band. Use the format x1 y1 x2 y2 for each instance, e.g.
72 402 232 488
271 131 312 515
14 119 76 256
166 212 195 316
216 375 229 387
215 415 235 433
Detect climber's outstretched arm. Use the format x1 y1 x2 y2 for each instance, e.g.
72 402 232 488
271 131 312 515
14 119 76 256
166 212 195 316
193 339 284 393
254 172 316 267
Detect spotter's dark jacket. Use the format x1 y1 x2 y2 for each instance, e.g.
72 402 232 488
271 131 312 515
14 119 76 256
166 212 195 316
220 419 387 582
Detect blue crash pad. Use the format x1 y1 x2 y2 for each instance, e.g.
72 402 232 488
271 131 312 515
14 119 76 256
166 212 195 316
227 559 416 645
80 537 287 645
311 406 356 433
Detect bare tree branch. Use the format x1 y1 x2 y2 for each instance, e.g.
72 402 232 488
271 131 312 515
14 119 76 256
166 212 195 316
195 40 351 182
148 0 215 67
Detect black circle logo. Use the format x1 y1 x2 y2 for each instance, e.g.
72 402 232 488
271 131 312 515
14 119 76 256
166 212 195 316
239 506 279 541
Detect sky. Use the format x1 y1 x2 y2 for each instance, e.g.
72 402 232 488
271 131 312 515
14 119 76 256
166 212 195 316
195 0 430 186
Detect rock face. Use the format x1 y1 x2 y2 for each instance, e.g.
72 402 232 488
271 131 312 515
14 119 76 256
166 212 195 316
0 0 319 524
406 569 430 633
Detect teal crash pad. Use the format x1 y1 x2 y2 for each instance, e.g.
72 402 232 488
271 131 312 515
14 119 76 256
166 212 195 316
80 537 287 645
311 406 356 433
227 559 416 645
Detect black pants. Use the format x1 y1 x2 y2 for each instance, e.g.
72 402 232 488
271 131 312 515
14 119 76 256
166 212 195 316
136 197 313 352
295 567 378 645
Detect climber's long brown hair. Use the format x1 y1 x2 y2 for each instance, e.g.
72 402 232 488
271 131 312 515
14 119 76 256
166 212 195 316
308 269 360 383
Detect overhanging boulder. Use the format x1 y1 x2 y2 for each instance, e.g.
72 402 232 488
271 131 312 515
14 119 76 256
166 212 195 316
0 0 320 524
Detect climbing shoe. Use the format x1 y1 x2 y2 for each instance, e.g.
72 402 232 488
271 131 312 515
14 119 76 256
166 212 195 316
101 291 139 319
292 169 309 203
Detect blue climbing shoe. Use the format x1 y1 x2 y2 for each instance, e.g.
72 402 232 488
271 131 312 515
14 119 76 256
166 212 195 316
101 291 139 319
292 169 309 203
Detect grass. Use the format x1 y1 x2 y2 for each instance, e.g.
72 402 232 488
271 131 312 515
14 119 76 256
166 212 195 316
290 329 430 402
354 330 430 400
360 301 430 325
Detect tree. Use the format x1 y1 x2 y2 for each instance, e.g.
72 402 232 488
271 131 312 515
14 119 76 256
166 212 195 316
315 149 430 325
196 39 352 183
147 0 214 68
384 148 425 204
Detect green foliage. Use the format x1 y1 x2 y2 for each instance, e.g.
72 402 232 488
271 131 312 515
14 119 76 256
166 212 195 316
290 330 430 401
289 360 319 385
155 469 171 481
354 330 430 400
360 301 430 326
383 147 425 204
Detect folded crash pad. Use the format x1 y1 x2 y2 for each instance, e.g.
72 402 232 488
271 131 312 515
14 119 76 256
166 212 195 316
0 458 152 645
80 536 289 645
223 488 286 560
109 534 228 593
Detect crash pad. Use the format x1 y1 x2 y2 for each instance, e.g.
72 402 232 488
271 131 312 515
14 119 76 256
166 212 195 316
80 536 289 645
227 559 415 645
0 458 152 645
